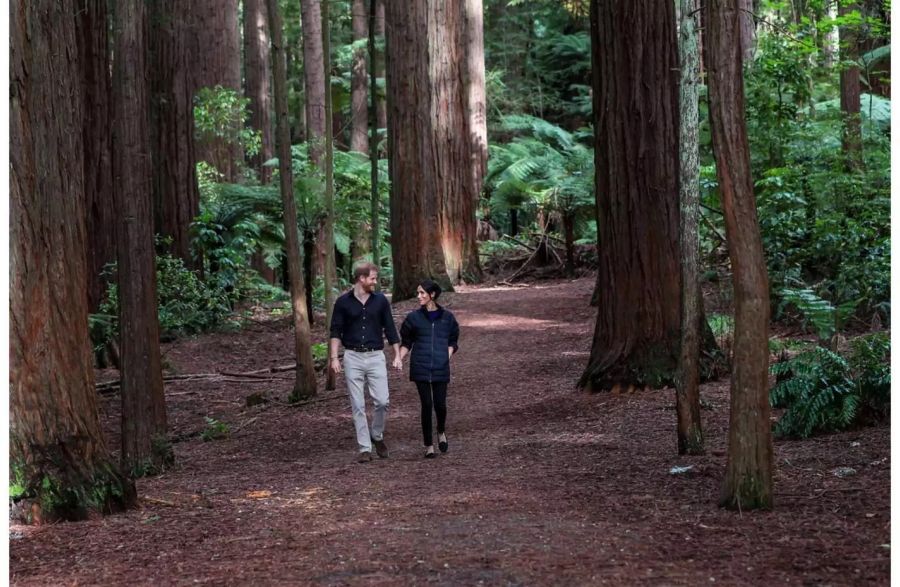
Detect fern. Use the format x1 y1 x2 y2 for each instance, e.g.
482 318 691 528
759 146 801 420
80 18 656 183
769 333 890 438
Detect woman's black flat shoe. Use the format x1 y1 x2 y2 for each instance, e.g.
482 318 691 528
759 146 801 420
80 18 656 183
424 451 436 459
438 438 448 453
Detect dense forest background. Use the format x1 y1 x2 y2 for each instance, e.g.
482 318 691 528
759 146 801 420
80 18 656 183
10 0 890 527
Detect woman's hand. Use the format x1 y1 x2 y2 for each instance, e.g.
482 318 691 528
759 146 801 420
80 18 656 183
448 347 454 359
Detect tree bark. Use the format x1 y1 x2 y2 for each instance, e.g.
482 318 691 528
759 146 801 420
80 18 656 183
76 0 117 313
462 0 488 202
189 0 242 181
244 0 275 184
386 0 482 300
369 0 381 266
351 0 369 153
707 0 774 510
301 0 327 168
839 2 864 171
268 0 319 400
323 0 338 391
113 0 171 475
375 0 387 134
581 0 683 391
738 0 757 62
150 0 201 266
11 0 136 521
677 0 704 455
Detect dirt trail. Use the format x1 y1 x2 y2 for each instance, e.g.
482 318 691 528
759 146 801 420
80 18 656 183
10 278 889 585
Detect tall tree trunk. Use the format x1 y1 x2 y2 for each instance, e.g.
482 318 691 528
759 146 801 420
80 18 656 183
351 0 369 153
563 212 576 278
244 0 275 184
150 0 201 267
839 2 864 171
676 0 704 455
323 0 338 391
189 0 242 181
77 0 117 313
269 0 319 400
462 0 488 201
707 0 773 510
386 0 482 300
11 0 136 522
738 0 757 62
113 0 171 474
369 0 381 267
823 1 839 67
301 0 327 168
581 0 683 391
375 0 387 134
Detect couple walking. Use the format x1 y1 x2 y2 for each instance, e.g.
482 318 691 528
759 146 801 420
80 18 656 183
329 263 460 461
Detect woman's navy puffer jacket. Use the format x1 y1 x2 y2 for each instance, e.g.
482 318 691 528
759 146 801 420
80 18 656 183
399 306 460 382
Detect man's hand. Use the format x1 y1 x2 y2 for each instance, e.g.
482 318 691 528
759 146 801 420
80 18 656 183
330 357 342 374
392 355 403 371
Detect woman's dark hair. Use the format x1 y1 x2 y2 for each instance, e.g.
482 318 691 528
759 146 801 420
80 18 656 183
419 279 442 300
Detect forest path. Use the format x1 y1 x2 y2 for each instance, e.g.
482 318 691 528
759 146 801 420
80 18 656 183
11 277 889 585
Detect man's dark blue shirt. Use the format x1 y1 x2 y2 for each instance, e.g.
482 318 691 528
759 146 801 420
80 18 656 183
330 290 400 350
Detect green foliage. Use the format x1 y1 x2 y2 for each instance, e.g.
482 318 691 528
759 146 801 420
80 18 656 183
193 85 261 162
769 333 890 438
94 250 234 349
778 287 860 341
200 417 230 442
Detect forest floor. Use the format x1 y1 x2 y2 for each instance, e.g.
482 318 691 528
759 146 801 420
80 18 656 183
10 276 890 586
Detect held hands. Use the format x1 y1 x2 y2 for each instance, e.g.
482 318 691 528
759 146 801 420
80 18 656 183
392 355 403 371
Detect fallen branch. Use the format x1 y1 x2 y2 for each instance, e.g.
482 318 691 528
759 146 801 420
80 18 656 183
97 365 301 394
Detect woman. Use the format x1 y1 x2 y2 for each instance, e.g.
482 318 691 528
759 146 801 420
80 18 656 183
399 280 460 459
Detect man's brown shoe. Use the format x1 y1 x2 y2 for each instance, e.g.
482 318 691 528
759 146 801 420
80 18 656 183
357 451 373 463
371 436 389 459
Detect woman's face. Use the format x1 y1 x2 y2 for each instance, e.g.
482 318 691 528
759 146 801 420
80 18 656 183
416 286 432 306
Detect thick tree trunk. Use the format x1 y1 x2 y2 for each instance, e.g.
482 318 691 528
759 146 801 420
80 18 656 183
707 0 774 510
10 0 136 521
375 0 387 134
823 1 839 67
269 0 318 400
563 212 576 278
113 0 171 475
244 0 275 184
839 2 864 171
677 0 704 455
581 0 683 391
323 0 338 391
301 0 327 169
150 0 201 267
189 0 242 181
77 0 117 313
386 0 482 300
351 0 369 153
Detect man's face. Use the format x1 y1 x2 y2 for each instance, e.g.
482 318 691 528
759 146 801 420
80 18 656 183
359 272 378 293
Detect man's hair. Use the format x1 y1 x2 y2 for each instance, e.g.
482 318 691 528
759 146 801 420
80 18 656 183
353 262 379 282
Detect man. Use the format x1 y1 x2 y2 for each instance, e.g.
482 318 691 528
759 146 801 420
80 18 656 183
330 262 403 462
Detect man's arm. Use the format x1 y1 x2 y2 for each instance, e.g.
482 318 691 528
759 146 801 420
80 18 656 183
329 297 344 374
382 298 402 369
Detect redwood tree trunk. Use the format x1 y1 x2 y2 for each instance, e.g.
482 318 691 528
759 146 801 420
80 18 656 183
323 0 338 391
301 0 327 168
113 0 170 474
244 0 274 183
463 0 488 204
707 0 774 510
351 0 369 153
151 0 201 266
839 2 863 171
386 0 482 300
677 0 704 455
77 0 117 313
738 0 757 62
581 0 683 391
189 0 242 181
269 0 318 400
11 0 135 522
375 0 387 134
